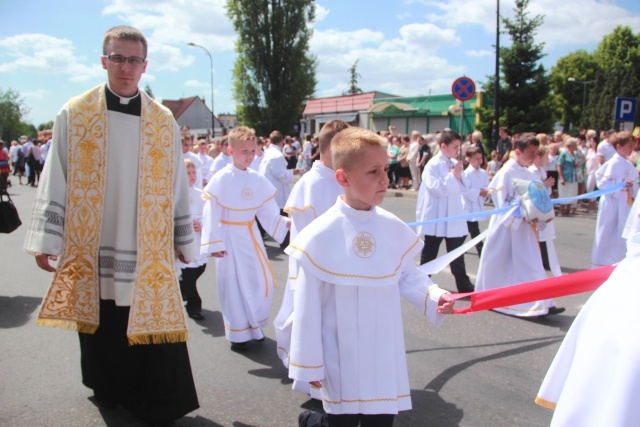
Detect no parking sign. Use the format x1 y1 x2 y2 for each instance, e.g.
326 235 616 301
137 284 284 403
452 76 476 102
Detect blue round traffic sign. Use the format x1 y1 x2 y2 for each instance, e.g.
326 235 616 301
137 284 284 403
452 77 476 102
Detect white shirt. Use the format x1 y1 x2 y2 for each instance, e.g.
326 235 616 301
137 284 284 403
258 144 294 209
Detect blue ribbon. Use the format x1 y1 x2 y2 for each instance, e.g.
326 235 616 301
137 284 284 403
406 203 516 228
407 182 629 228
552 181 627 205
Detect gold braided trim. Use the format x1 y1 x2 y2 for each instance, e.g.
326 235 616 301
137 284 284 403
202 240 223 247
323 393 411 405
284 204 317 216
534 395 556 410
37 84 107 334
289 361 324 369
223 315 269 332
288 237 421 280
422 286 433 318
202 189 278 211
277 346 289 356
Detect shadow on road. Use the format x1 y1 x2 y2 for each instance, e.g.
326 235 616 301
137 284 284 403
423 336 563 394
90 396 225 426
227 336 293 385
198 309 226 338
397 389 463 426
0 295 41 328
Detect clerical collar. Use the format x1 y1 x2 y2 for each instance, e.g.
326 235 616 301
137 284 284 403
105 84 141 116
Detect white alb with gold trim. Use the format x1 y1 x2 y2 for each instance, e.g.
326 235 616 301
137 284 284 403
475 159 556 317
201 163 289 342
274 161 343 371
287 197 447 414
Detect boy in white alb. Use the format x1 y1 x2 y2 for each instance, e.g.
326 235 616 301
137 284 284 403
178 159 209 320
274 120 349 371
591 131 639 268
209 136 232 176
288 128 455 427
462 146 489 256
201 126 290 351
475 133 563 317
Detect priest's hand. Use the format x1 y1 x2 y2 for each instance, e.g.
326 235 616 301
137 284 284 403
309 381 322 388
35 253 58 273
193 220 202 233
212 250 228 258
437 293 455 314
178 253 191 264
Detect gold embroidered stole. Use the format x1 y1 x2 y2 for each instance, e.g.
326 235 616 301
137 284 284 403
36 84 188 345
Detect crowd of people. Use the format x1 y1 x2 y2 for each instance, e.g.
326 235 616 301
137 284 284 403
0 136 50 191
15 24 640 427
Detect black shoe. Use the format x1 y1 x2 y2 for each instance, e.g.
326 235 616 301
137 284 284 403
298 411 313 427
543 306 565 316
188 311 204 321
230 341 248 352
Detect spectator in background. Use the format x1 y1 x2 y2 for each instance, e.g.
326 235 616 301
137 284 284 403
387 135 400 189
408 131 422 191
597 129 616 165
417 134 433 176
496 126 512 164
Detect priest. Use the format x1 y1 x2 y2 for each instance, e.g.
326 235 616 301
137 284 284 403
23 26 199 425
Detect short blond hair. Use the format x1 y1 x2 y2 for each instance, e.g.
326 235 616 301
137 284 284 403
332 128 386 171
535 133 548 145
536 145 549 157
228 126 256 147
184 158 196 170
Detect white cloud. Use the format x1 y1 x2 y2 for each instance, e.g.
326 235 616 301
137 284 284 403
21 89 49 101
185 79 209 88
315 4 330 22
311 22 466 99
422 0 640 49
465 49 493 58
102 0 235 48
396 13 412 20
529 0 640 49
0 33 104 81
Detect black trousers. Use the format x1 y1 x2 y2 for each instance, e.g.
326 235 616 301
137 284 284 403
420 235 473 292
79 300 199 422
466 221 483 256
302 412 395 427
180 264 206 314
279 209 290 249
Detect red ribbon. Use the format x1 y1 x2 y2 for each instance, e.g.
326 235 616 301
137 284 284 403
450 265 616 314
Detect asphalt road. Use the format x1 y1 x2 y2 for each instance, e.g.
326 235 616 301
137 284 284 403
0 182 599 427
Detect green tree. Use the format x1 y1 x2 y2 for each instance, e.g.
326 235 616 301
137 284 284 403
548 50 600 132
343 59 363 96
37 120 55 131
476 0 553 141
144 83 155 100
499 0 553 134
584 26 640 129
0 87 31 142
227 0 317 135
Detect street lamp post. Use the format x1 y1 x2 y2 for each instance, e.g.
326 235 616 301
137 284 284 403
187 42 215 137
567 77 596 113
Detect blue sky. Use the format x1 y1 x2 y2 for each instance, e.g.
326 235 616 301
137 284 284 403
1 0 639 127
